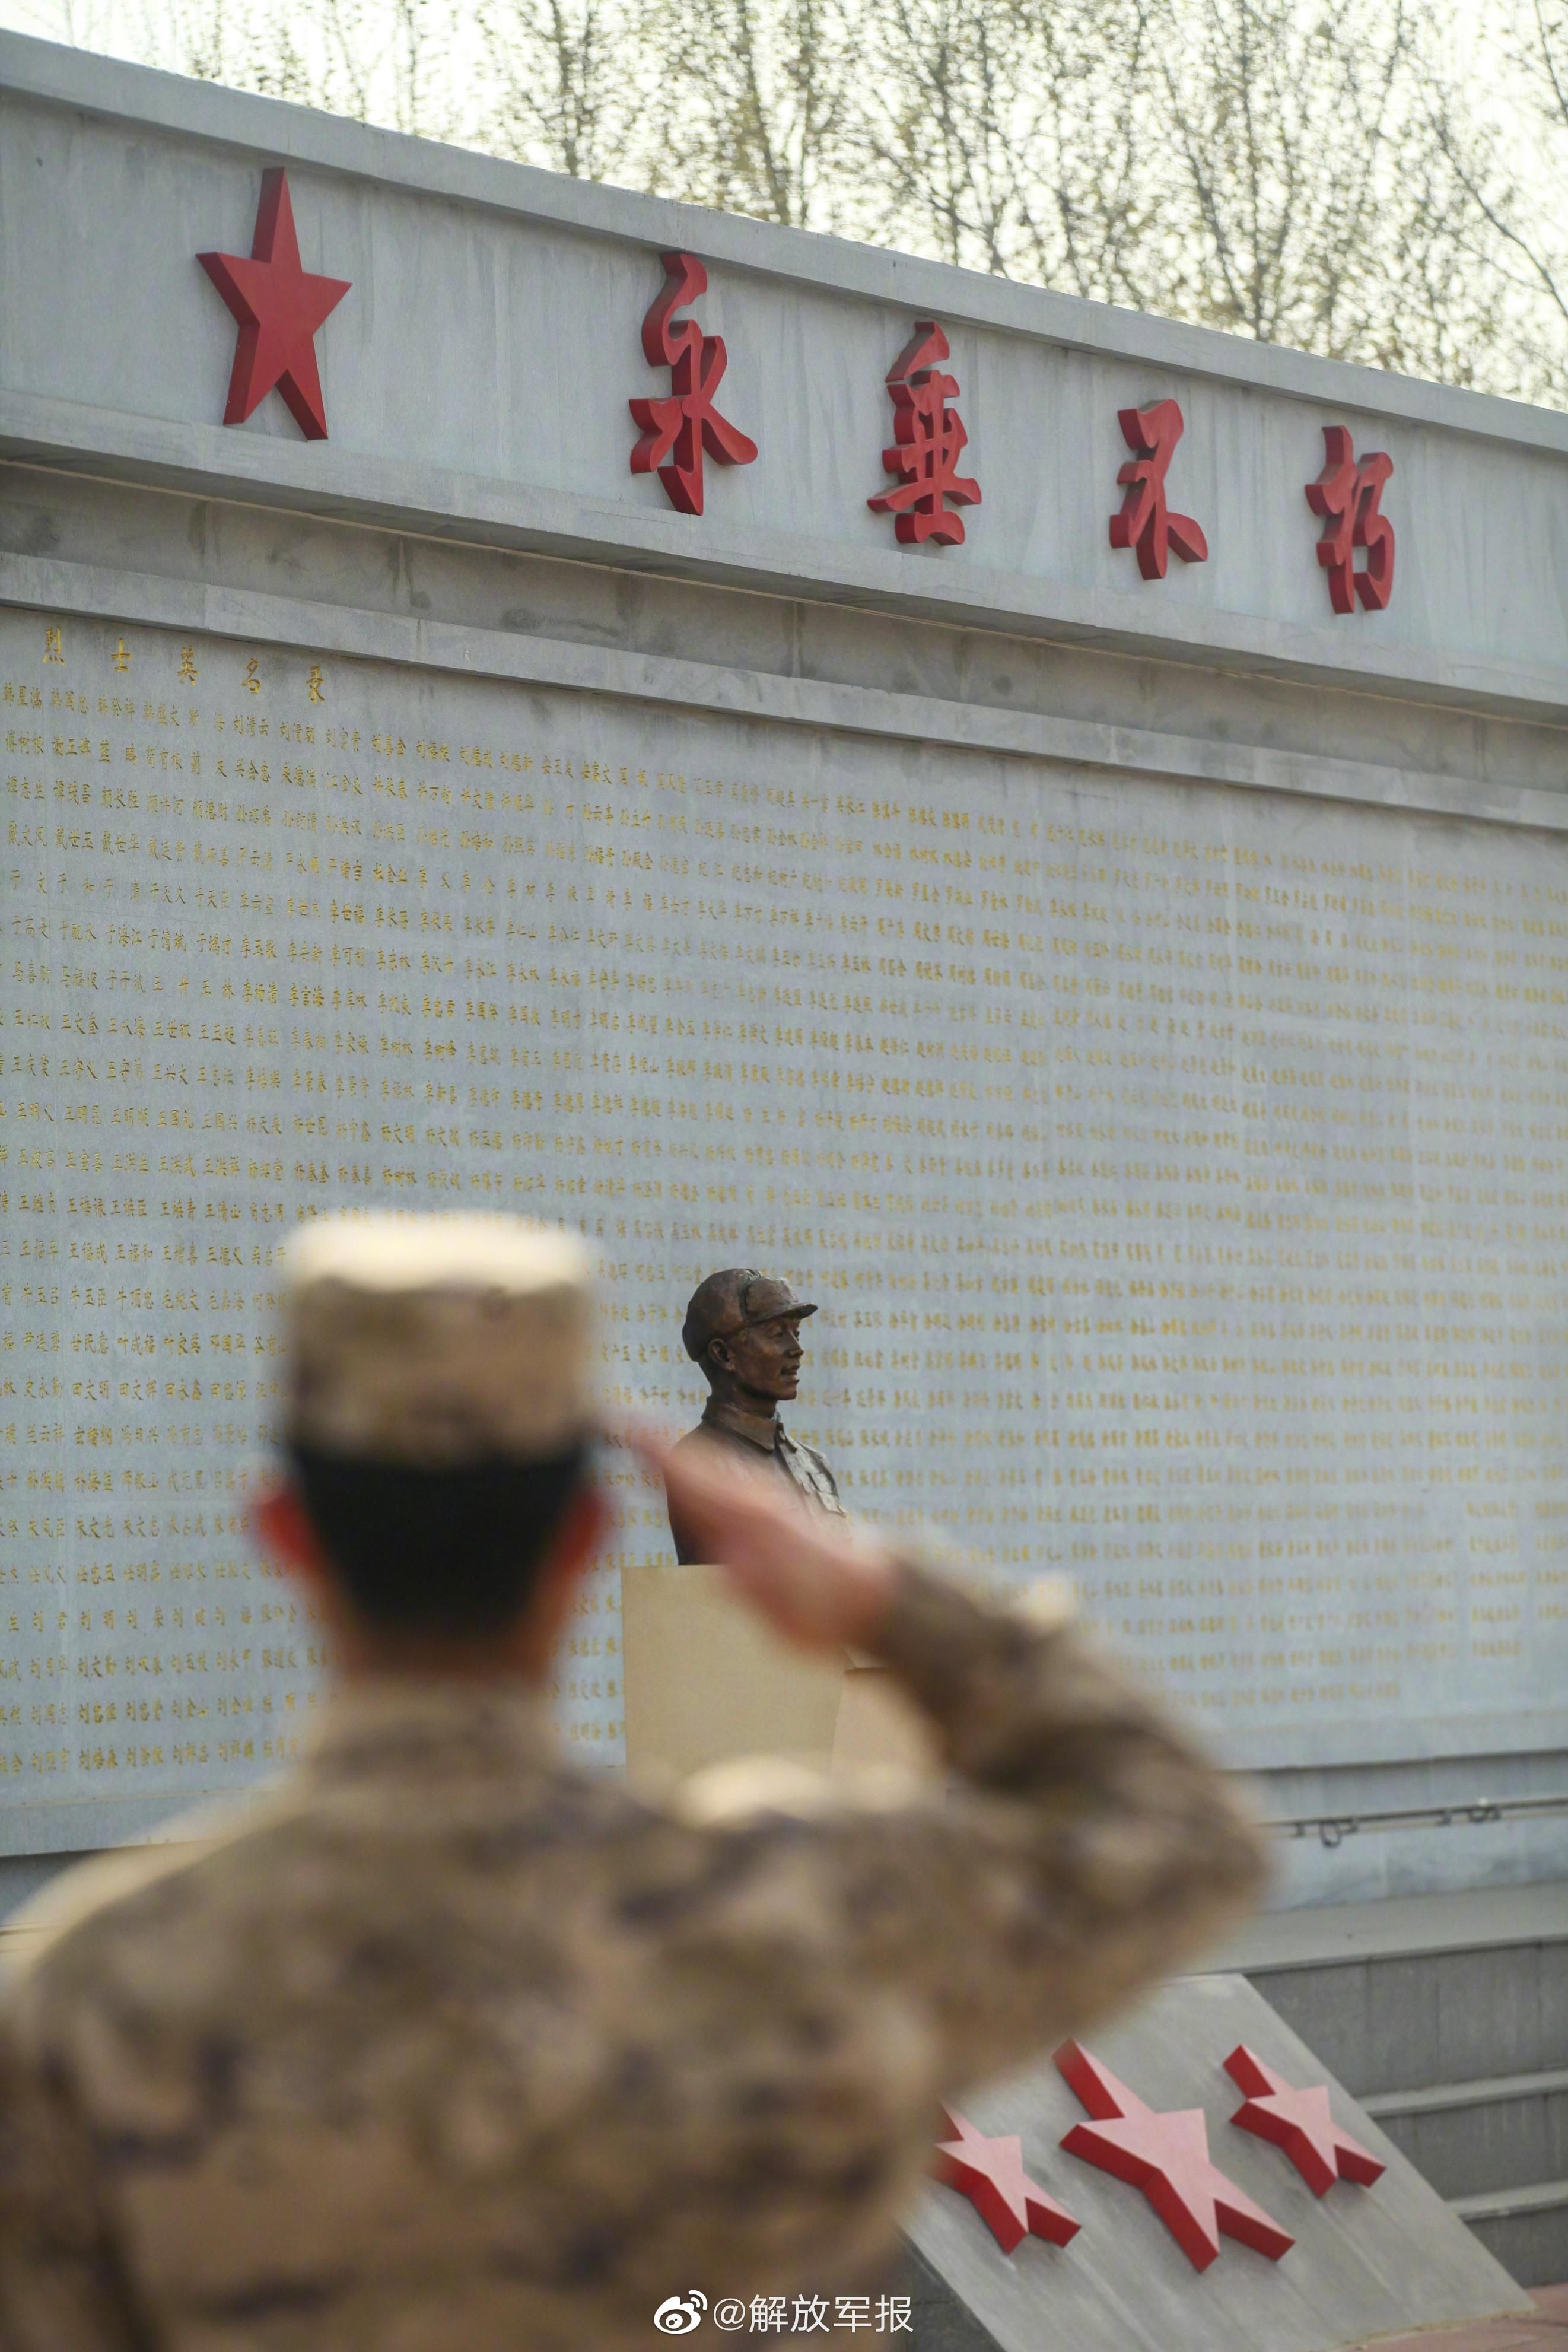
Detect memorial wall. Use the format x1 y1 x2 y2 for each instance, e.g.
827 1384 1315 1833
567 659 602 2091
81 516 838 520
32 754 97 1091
1 33 1567 1894
4 600 1566 1846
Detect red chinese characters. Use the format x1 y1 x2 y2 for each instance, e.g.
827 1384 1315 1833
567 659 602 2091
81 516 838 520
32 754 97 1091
629 252 758 516
1109 398 1207 580
1306 425 1394 612
198 169 351 441
867 323 981 546
1055 2041 1293 2272
933 2107 1080 2253
1224 2046 1386 2195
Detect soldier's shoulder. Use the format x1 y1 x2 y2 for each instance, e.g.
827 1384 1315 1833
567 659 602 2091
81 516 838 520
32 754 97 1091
3 1792 291 2011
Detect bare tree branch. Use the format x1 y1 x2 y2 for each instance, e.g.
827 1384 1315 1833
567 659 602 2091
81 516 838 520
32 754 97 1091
37 0 1568 406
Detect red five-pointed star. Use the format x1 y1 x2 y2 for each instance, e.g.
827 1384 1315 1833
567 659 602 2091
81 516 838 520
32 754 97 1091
933 2107 1080 2254
1224 2045 1386 2196
1055 2042 1293 2271
198 169 351 440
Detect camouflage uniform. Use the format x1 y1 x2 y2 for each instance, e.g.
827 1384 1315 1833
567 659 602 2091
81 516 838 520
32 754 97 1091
0 1559 1264 2351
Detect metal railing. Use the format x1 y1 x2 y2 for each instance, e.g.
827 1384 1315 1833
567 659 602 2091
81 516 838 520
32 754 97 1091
1265 1791 1568 1849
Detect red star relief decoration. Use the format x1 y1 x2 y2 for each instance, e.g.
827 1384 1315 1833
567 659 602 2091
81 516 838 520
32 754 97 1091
933 2106 1080 2253
1224 2046 1386 2196
1055 2042 1293 2272
198 169 351 441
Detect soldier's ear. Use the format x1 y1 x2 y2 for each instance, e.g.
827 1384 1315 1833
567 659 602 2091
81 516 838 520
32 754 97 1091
707 1333 735 1373
525 1482 611 1655
546 1480 610 1578
252 1479 329 1586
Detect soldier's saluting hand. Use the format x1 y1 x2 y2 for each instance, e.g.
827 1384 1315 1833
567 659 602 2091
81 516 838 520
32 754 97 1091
0 1213 1265 2352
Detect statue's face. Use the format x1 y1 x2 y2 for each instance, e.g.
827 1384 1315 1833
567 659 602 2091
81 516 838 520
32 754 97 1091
711 1312 805 1404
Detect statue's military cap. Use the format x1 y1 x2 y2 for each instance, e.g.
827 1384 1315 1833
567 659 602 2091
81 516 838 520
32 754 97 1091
681 1267 818 1362
281 1210 596 1467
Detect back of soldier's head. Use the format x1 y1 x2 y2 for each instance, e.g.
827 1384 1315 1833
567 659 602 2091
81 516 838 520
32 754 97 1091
281 1212 597 1634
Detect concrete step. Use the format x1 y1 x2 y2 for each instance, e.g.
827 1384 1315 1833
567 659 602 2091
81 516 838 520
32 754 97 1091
1456 2180 1568 2221
1343 2280 1568 2348
1363 2068 1568 2200
1216 1882 1568 1977
1451 2179 1568 2293
1217 1884 1568 2281
1216 1883 1568 2096
1371 2070 1568 2118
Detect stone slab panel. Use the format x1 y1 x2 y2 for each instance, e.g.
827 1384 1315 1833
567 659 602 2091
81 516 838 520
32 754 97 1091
902 1973 1527 2352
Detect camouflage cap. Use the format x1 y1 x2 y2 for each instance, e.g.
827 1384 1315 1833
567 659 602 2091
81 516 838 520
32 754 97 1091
281 1212 596 1469
681 1268 818 1362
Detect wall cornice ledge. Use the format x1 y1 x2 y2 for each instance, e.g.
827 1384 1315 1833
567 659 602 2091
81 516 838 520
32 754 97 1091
4 546 1564 835
4 411 1567 726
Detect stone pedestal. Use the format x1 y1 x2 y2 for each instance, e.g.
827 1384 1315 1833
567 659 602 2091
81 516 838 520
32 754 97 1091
621 1563 936 1784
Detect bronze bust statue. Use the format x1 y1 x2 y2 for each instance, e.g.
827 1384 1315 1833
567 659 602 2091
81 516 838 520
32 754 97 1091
667 1267 845 1565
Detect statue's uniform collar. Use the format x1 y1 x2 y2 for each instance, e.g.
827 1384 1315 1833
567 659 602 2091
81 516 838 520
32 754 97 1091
701 1397 788 1452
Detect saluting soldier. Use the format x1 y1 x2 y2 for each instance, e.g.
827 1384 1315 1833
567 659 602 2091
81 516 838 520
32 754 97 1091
669 1266 844 1563
0 1211 1265 2352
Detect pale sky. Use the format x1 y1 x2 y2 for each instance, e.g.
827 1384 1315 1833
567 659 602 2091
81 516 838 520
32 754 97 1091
0 0 498 145
0 0 1505 106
